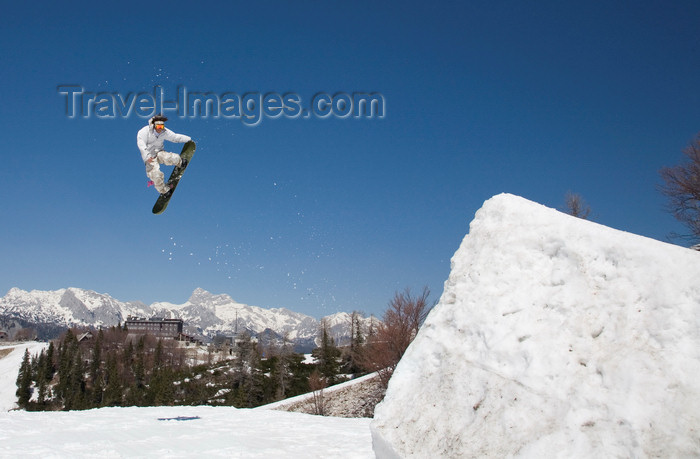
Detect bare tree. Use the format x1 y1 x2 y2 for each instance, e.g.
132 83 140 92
563 191 591 219
308 369 327 416
14 328 38 341
659 136 700 242
359 287 434 387
342 311 366 375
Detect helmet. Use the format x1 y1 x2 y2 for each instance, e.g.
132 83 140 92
152 114 167 131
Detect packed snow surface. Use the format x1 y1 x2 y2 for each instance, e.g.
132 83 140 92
0 344 371 457
372 193 700 457
0 406 372 458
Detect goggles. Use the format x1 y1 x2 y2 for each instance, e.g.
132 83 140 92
154 123 165 130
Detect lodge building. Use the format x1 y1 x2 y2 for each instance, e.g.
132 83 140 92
125 316 183 339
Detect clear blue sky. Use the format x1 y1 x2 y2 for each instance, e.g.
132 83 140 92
1 1 698 318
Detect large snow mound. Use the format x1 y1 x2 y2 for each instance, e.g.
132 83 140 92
372 193 700 458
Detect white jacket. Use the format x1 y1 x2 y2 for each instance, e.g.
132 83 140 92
137 122 191 162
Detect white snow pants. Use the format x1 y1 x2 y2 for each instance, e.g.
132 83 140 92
145 151 182 193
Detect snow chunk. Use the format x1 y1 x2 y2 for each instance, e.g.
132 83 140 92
372 193 700 458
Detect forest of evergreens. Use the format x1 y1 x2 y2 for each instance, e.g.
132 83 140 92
15 317 367 412
15 290 430 413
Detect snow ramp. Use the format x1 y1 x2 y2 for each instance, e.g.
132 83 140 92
372 193 700 458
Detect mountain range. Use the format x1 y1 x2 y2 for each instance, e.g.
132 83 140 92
0 287 378 352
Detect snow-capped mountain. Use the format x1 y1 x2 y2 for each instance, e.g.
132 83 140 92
150 289 322 343
0 287 377 351
0 287 150 328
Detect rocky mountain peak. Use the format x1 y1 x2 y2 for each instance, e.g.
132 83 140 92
0 287 378 352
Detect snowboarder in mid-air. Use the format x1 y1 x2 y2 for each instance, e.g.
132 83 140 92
137 114 192 196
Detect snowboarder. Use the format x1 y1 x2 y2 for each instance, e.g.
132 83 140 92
137 114 192 195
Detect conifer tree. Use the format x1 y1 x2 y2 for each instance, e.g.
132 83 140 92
124 336 147 406
146 339 176 406
134 336 146 389
15 349 32 409
346 311 366 375
312 319 341 385
153 339 163 372
281 352 311 398
65 350 87 410
230 332 265 407
122 340 134 384
90 331 104 406
45 341 55 381
35 350 47 407
56 330 78 404
102 351 122 406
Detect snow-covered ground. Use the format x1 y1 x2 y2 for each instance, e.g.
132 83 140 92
0 342 371 457
0 342 47 411
0 406 372 458
373 193 700 457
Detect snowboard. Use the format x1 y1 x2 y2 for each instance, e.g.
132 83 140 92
152 140 196 214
